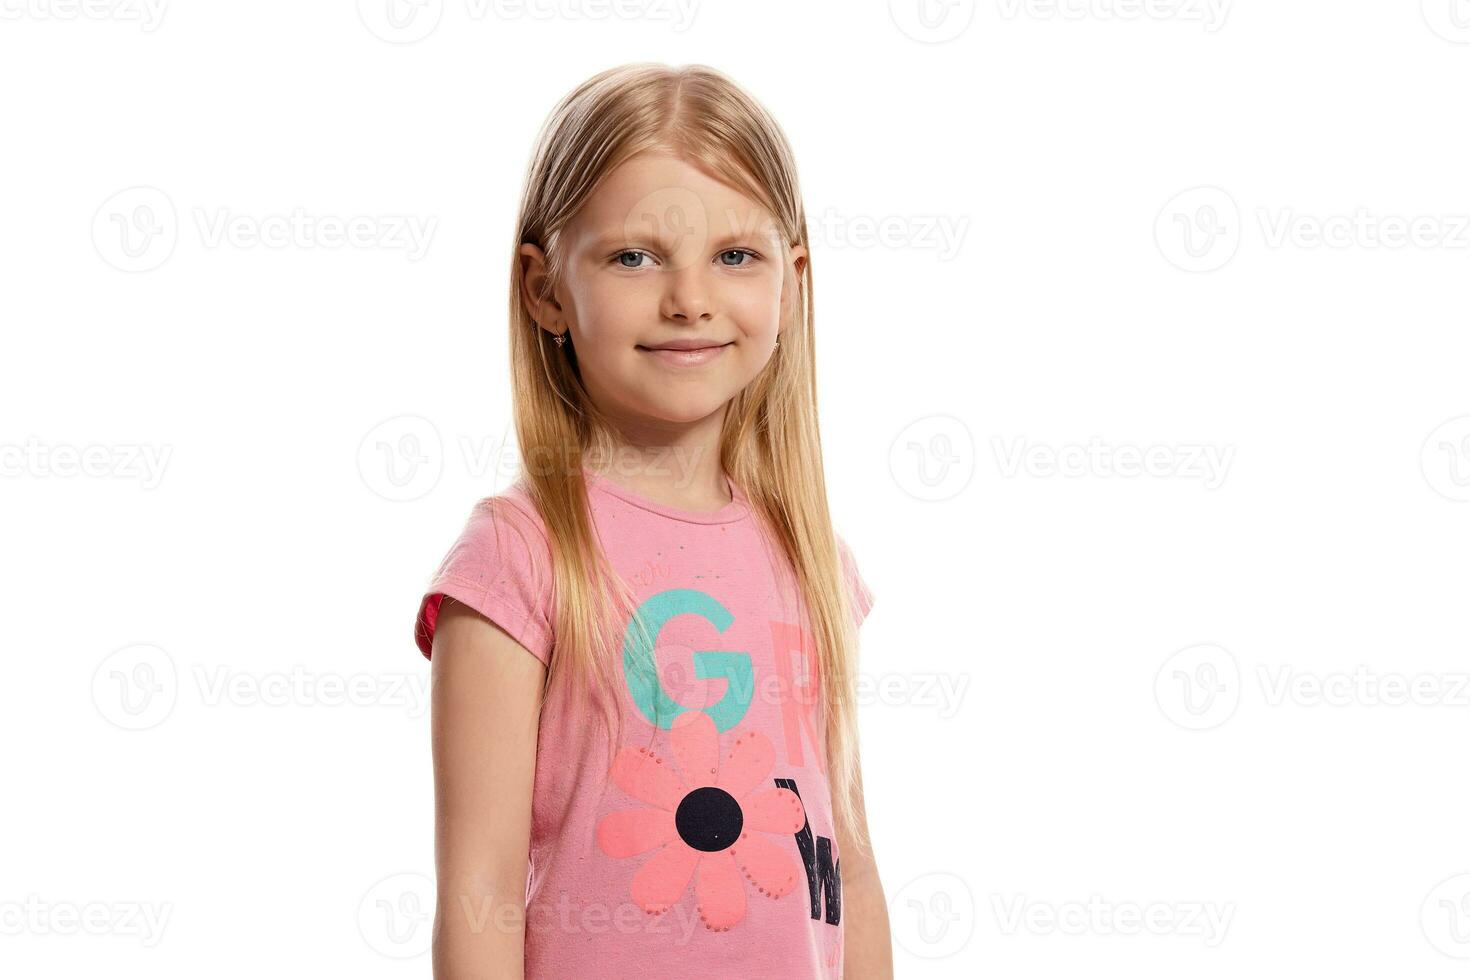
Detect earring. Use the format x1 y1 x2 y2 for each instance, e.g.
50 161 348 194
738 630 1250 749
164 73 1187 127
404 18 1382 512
554 332 566 348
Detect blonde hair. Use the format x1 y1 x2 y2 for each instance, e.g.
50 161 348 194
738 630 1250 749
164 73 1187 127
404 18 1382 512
506 62 870 858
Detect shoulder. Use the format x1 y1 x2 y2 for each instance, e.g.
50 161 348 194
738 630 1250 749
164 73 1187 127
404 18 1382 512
413 482 557 663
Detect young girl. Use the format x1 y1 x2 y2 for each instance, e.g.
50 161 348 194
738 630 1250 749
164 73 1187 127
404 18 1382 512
412 63 891 980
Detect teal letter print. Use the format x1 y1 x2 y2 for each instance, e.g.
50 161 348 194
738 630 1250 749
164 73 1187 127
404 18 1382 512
621 588 753 732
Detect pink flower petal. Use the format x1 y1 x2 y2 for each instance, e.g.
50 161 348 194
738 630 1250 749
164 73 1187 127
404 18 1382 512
715 730 775 801
694 851 747 931
730 831 802 899
610 744 686 811
671 710 720 790
741 787 807 835
596 807 678 858
629 840 700 917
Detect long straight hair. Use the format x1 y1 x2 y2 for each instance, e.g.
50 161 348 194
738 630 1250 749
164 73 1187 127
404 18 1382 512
506 62 870 858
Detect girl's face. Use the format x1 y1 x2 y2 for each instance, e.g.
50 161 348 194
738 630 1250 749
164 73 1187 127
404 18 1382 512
520 150 807 439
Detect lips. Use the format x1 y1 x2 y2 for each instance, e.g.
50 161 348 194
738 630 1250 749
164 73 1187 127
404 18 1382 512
636 340 733 352
636 341 733 367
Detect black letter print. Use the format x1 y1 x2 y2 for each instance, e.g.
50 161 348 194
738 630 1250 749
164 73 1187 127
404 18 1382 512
774 777 841 926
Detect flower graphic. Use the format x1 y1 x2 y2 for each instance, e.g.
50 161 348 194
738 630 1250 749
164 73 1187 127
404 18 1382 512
595 709 808 932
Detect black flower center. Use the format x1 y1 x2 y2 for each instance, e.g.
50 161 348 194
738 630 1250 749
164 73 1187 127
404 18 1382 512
674 786 744 853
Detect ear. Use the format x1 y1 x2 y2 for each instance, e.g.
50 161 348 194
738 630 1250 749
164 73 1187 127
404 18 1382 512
779 243 808 328
788 243 808 281
519 242 567 336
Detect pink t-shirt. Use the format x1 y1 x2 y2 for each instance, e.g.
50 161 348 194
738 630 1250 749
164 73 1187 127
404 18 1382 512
413 466 874 980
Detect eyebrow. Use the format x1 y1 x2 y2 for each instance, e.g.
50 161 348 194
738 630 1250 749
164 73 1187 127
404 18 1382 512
588 225 779 254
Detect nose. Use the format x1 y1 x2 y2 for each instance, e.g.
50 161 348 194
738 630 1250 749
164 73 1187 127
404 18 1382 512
660 264 714 322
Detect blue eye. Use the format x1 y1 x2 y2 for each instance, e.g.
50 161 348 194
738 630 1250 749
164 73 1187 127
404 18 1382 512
719 248 759 267
615 250 652 268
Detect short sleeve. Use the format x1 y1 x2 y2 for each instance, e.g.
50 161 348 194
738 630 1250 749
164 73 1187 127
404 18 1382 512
836 532 875 628
413 494 556 666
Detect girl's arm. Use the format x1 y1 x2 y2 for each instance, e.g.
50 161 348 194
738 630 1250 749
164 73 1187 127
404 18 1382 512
838 760 894 979
430 598 547 979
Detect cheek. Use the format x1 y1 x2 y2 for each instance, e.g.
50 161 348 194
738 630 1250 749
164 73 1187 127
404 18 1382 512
725 278 784 335
571 277 646 342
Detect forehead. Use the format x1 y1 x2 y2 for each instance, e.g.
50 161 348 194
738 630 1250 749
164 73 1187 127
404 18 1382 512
569 150 780 247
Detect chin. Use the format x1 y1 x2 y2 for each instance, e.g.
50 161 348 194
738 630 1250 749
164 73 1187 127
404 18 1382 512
639 394 731 424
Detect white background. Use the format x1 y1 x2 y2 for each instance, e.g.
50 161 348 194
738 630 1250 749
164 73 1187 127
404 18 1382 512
3 1 1469 977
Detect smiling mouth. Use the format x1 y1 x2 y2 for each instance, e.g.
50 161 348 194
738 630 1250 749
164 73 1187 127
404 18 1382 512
635 342 734 365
